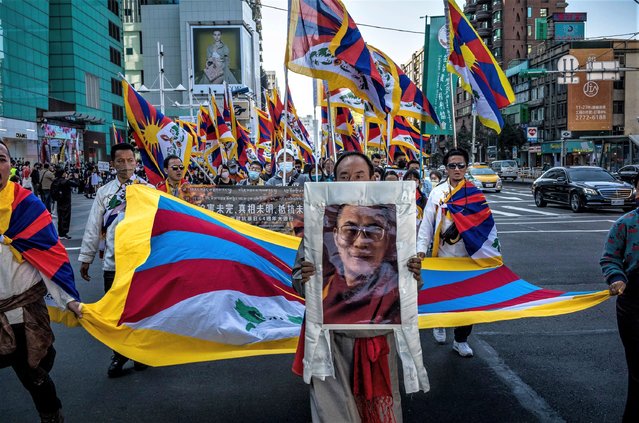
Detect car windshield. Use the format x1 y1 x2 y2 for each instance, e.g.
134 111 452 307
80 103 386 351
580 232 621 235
502 161 517 167
568 168 616 182
470 168 496 175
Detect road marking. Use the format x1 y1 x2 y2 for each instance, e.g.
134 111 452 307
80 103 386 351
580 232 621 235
497 219 616 225
477 329 617 336
499 229 609 234
65 247 81 251
491 196 524 201
474 338 565 423
501 206 558 216
491 209 522 217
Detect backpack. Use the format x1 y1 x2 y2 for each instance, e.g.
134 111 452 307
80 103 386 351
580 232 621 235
50 179 64 202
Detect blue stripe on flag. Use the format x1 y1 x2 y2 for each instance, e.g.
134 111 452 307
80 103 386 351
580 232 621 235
421 268 494 289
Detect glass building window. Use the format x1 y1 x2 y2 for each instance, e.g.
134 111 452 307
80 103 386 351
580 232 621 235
109 21 121 42
112 104 124 121
527 7 532 18
111 78 123 96
86 73 100 109
108 0 119 16
110 47 122 66
540 8 548 17
613 101 625 114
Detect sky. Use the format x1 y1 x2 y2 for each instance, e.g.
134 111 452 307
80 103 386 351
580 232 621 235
260 0 639 118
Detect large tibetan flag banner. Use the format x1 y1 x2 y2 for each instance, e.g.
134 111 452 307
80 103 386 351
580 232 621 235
77 186 304 365
446 0 514 133
286 0 387 118
123 80 194 186
68 186 611 364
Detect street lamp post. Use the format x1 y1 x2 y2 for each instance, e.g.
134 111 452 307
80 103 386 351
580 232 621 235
138 42 186 115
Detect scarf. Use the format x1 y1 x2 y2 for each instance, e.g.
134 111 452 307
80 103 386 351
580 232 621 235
0 181 79 300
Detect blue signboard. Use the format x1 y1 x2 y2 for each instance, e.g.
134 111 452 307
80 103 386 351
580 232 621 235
555 22 585 41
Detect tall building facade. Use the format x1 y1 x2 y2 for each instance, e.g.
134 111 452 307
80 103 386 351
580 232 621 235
122 0 264 123
0 0 125 163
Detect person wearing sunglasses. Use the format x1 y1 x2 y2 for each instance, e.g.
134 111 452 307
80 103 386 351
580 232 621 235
291 152 425 422
156 155 190 199
417 148 477 358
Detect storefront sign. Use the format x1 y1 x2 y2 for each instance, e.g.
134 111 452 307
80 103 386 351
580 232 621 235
567 48 613 131
185 185 304 236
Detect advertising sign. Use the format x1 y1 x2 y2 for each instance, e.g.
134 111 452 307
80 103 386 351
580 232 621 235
184 185 304 236
567 48 613 131
555 23 585 41
527 126 538 143
424 16 455 135
192 26 244 94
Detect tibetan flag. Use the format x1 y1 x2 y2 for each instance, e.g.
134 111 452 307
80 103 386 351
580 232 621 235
197 106 217 150
446 0 515 133
230 122 254 169
0 181 80 301
257 108 274 146
112 123 125 144
417 257 609 329
66 185 611 365
434 180 502 267
390 115 420 153
286 0 387 118
76 185 303 365
334 106 362 153
268 89 285 161
365 118 384 149
212 97 235 145
285 86 316 164
123 80 194 186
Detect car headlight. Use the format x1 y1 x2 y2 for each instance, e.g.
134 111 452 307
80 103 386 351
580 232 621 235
583 188 597 195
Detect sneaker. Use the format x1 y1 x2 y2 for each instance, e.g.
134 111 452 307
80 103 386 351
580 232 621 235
107 355 129 378
432 328 446 344
453 341 474 357
59 235 71 240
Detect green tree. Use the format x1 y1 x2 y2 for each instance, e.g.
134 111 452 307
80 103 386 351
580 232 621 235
497 123 526 159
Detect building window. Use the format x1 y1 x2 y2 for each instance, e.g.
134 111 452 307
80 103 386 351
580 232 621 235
108 0 119 16
613 101 625 114
493 10 502 23
110 47 122 66
126 47 134 55
527 7 532 18
527 25 532 36
614 76 625 90
540 8 548 17
108 21 121 42
111 78 123 96
124 8 132 16
527 44 532 54
493 28 502 41
112 104 124 121
85 73 100 109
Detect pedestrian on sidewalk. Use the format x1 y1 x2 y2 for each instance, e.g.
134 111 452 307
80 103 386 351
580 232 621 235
78 143 153 378
600 177 639 423
39 163 55 212
0 140 82 423
51 169 78 240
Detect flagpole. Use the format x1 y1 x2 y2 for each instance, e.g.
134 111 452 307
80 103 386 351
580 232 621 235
313 81 320 180
324 82 337 162
363 117 368 156
449 73 457 148
386 113 392 163
282 71 290 186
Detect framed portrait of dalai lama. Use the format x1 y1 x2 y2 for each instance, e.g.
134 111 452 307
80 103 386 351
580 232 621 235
303 182 417 330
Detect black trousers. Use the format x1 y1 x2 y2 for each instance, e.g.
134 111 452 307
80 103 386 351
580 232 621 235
0 324 61 414
57 201 71 236
454 325 473 342
617 293 639 422
104 270 130 362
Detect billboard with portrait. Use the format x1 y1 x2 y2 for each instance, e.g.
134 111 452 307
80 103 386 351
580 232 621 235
303 181 417 330
192 26 243 93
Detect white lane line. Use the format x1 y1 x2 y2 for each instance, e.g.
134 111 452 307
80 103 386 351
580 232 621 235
491 209 522 217
474 338 565 423
498 219 617 225
499 229 609 234
65 247 81 251
491 196 524 201
501 206 558 216
477 329 617 336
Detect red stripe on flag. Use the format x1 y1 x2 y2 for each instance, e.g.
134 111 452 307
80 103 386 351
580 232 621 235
418 266 518 305
17 213 53 240
119 258 302 325
453 207 492 233
22 242 68 279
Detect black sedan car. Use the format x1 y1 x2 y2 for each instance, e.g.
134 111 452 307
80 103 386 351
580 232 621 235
532 166 636 213
614 165 639 184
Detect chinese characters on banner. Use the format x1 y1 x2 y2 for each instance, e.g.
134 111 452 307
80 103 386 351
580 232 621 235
185 185 304 236
567 48 613 131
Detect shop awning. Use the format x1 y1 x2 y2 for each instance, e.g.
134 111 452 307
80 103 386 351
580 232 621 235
43 111 105 125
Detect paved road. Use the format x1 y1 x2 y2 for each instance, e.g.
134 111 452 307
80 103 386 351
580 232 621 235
2 184 627 422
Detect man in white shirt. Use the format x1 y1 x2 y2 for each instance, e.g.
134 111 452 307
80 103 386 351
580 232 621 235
79 143 153 377
1 140 82 423
417 148 475 357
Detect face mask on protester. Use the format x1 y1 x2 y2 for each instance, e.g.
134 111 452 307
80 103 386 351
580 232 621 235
221 171 230 179
279 162 294 173
248 170 260 180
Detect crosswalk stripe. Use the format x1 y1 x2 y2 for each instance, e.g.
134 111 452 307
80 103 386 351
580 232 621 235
491 196 524 200
501 205 558 216
491 209 522 217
